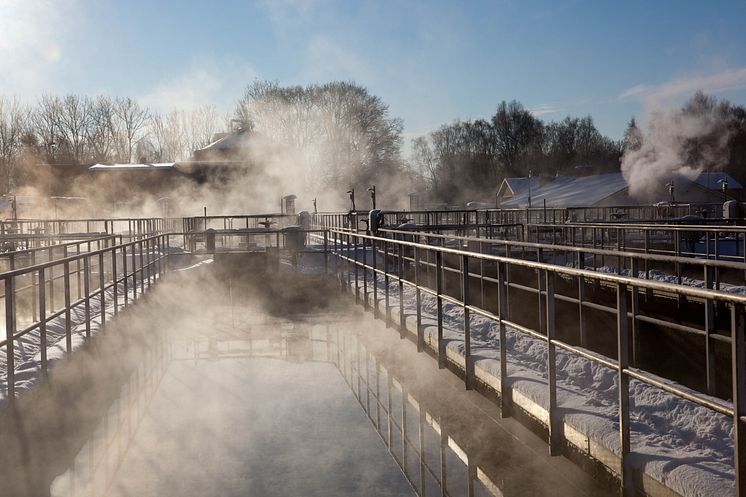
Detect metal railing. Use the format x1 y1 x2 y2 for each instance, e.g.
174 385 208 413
1 217 172 237
1 233 170 402
528 222 746 263
182 214 298 233
328 227 746 496
382 227 746 289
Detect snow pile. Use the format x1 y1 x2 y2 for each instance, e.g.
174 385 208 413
339 266 736 497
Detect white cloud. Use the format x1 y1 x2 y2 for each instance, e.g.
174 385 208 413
529 104 561 117
619 67 746 107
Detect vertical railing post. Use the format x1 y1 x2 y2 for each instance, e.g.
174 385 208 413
99 252 106 326
631 258 640 367
372 237 378 318
439 418 448 496
498 261 511 417
139 239 145 295
122 245 129 306
112 247 118 315
83 256 91 339
436 250 445 369
705 266 717 396
578 251 588 348
385 240 391 328
415 245 423 352
39 267 47 376
732 304 746 497
617 282 632 494
537 247 544 333
324 231 329 275
362 236 368 309
64 261 72 353
5 277 15 401
354 235 360 304
546 270 561 455
397 240 404 338
462 254 472 390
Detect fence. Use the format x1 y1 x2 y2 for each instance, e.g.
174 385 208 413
527 222 746 263
0 233 170 402
328 227 746 496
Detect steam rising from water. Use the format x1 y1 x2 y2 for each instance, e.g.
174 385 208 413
621 100 734 198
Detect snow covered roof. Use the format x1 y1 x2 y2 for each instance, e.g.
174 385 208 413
500 172 629 208
89 163 175 171
194 129 252 154
502 176 542 196
693 172 743 191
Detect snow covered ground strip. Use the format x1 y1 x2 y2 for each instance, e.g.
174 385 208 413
340 265 736 497
0 274 161 410
590 265 746 295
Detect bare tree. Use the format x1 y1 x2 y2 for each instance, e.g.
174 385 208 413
56 94 94 163
32 95 63 162
235 80 402 192
115 97 150 162
0 97 28 192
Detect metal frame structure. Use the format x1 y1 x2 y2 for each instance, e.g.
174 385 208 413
328 227 746 496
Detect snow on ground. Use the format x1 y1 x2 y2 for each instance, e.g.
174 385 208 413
321 251 736 497
591 266 746 295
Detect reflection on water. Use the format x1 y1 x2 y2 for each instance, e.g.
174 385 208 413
51 305 612 497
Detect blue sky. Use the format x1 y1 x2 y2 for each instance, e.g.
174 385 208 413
3 0 746 141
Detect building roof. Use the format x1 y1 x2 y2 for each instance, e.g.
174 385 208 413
193 129 252 155
89 163 175 171
500 172 629 208
693 172 743 191
501 176 542 197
